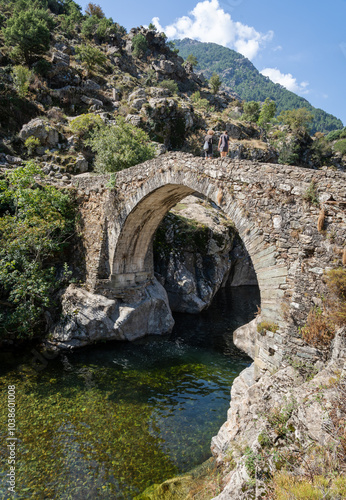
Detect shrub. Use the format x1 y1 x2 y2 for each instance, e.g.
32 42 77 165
24 136 40 155
273 473 346 500
184 53 198 68
0 162 75 338
326 129 342 142
159 79 178 95
75 44 107 73
257 321 279 334
209 72 221 94
257 98 276 131
69 113 103 139
334 139 346 156
242 101 260 123
309 136 333 167
300 307 334 349
86 116 156 173
12 65 33 97
278 107 313 134
81 14 98 38
303 181 319 206
32 58 52 78
132 33 148 58
324 267 346 326
191 91 201 103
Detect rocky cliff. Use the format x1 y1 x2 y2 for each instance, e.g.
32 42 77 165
154 195 257 314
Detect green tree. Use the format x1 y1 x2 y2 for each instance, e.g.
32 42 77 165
2 7 52 63
258 98 276 131
209 72 221 94
81 14 98 38
185 53 198 68
159 79 179 95
132 33 148 58
334 139 346 156
242 101 261 123
0 162 75 338
278 107 313 134
86 117 156 173
12 65 33 97
69 113 103 139
75 44 107 73
148 22 156 31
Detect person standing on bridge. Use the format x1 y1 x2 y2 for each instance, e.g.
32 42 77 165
218 130 229 158
203 130 214 159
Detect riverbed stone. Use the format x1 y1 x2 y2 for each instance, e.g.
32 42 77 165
50 279 174 348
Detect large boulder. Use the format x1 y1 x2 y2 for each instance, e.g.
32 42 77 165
50 278 174 349
19 118 60 148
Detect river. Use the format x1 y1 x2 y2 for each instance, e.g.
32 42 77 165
0 285 259 499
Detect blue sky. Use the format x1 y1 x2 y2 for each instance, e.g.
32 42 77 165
78 0 346 125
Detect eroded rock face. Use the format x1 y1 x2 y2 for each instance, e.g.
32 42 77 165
154 195 239 313
50 278 174 349
210 327 346 499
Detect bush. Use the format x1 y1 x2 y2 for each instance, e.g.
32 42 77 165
0 162 75 338
257 98 276 131
24 136 40 155
303 181 319 206
32 58 52 78
69 113 103 139
300 307 334 349
75 44 107 73
334 139 346 156
81 14 99 39
278 107 313 134
86 116 156 173
209 72 221 94
159 79 178 95
12 65 33 97
242 101 260 123
326 129 342 142
184 53 198 68
132 33 148 58
324 267 346 326
257 321 279 334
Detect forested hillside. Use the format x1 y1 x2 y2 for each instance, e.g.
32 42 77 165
174 39 343 134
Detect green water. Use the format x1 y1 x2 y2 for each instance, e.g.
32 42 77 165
0 286 259 499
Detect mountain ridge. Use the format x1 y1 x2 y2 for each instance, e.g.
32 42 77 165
173 38 343 134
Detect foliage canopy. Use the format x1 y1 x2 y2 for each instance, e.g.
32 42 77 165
86 117 156 173
2 7 53 63
0 162 75 338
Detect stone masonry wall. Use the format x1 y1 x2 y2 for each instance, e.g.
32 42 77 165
72 152 346 373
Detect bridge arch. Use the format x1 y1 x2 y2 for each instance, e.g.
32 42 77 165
72 152 346 371
106 164 286 327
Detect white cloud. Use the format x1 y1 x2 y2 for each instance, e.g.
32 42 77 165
260 67 309 94
152 0 273 60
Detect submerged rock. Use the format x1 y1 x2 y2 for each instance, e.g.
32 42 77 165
50 278 174 349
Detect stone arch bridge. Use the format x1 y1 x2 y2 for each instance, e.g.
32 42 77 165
71 152 346 372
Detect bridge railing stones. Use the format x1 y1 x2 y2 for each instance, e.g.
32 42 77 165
72 152 346 372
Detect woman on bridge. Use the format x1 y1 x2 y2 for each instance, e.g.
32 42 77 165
218 130 229 158
204 130 214 159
